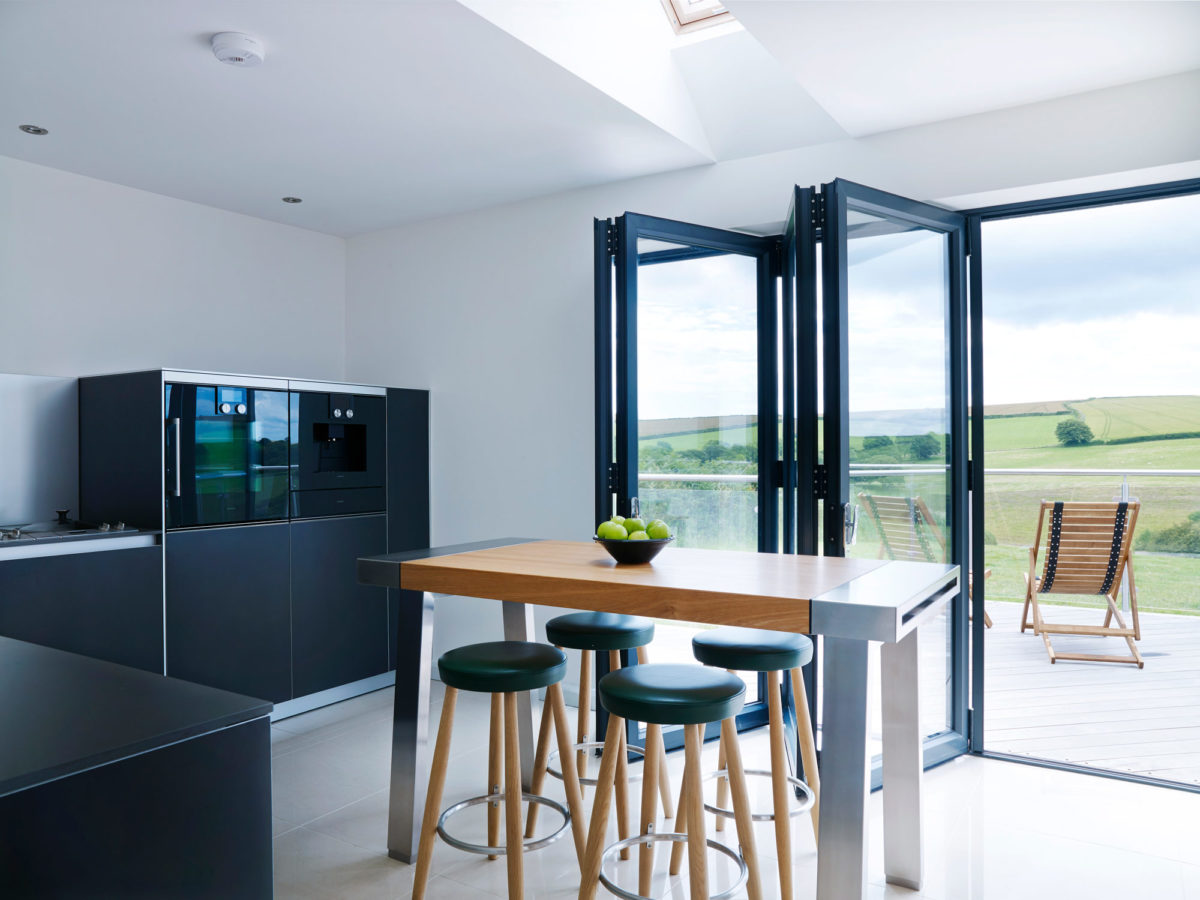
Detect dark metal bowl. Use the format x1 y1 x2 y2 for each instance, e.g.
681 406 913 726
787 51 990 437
593 535 673 565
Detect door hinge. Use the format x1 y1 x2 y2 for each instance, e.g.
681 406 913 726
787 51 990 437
810 192 825 226
812 464 829 499
967 458 975 492
606 219 618 258
606 463 620 493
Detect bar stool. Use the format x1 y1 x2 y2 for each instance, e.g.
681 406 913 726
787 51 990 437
691 627 819 900
580 663 764 900
412 641 587 900
526 612 675 859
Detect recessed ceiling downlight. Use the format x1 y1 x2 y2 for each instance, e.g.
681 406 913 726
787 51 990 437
282 197 302 204
19 124 48 135
211 32 265 67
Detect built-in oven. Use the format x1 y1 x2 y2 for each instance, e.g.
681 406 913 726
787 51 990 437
164 382 291 528
288 389 385 518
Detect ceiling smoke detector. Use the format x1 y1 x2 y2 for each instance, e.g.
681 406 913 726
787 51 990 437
211 32 265 67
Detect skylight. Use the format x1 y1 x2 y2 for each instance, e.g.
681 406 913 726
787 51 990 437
660 0 736 35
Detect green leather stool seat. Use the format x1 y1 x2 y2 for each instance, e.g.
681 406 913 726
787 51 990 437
692 626 813 672
599 663 745 726
545 612 655 651
437 641 567 694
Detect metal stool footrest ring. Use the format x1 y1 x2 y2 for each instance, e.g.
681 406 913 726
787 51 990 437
597 833 748 900
436 792 570 856
702 768 815 821
546 740 648 787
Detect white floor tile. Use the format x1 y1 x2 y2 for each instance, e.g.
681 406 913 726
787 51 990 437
274 680 1200 899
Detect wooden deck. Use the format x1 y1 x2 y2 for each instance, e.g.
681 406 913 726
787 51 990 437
983 600 1200 786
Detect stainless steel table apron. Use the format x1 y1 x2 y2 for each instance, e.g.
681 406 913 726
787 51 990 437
358 539 958 900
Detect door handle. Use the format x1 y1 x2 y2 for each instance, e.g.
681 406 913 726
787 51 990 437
171 418 182 497
843 501 859 547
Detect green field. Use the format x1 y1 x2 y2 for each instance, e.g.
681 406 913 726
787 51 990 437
1073 395 1200 441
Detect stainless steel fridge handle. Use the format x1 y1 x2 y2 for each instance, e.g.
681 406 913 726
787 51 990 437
171 418 182 497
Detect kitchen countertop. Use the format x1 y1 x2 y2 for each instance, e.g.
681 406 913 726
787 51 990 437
0 529 160 561
0 636 271 798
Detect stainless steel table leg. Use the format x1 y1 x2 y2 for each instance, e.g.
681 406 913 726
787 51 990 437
502 600 536 789
386 590 435 863
816 636 871 900
881 628 923 890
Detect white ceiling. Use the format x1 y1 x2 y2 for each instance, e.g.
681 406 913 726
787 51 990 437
2 1 1198 236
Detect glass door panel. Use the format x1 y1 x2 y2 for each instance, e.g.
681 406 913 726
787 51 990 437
820 180 969 770
636 244 763 702
597 213 779 745
843 213 953 746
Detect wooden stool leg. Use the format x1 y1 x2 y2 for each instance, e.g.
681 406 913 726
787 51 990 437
524 656 559 838
412 687 458 900
668 761 688 876
638 722 662 897
578 650 592 778
578 714 625 900
503 692 524 899
714 725 728 833
547 682 587 866
488 692 503 860
788 666 820 842
636 645 674 819
684 723 708 900
767 670 794 900
610 650 632 861
720 717 762 900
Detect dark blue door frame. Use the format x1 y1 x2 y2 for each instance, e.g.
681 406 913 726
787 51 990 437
963 176 1200 793
595 212 777 752
819 178 972 776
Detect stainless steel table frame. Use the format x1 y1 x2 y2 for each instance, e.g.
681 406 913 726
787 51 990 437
358 538 958 900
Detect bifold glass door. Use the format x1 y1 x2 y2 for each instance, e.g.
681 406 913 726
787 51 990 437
595 180 971 770
595 214 779 747
818 180 970 771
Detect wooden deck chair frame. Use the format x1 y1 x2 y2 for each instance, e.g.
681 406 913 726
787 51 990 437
1020 500 1143 668
857 493 992 628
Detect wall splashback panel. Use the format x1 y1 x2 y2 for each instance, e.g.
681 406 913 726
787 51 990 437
0 374 78 524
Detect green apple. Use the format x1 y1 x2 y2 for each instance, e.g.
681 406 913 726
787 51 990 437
597 520 627 540
610 515 625 525
622 517 646 535
646 520 670 540
627 530 649 541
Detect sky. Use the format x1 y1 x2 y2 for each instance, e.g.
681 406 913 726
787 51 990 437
981 192 1200 405
632 191 1200 423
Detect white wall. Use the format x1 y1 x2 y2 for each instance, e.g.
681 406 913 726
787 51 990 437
343 71 1200 660
0 156 346 381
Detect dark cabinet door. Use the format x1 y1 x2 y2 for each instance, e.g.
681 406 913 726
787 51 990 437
291 515 388 697
165 524 292 702
0 546 164 674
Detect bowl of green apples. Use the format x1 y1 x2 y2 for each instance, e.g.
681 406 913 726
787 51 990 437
593 514 674 564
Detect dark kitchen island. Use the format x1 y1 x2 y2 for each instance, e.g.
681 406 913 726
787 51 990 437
0 636 273 899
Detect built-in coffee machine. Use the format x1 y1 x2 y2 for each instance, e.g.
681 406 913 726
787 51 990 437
289 387 385 518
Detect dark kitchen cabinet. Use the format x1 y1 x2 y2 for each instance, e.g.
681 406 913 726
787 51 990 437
165 524 291 703
291 514 388 697
0 546 163 674
386 388 431 670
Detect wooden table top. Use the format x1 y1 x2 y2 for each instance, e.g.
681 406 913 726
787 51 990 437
394 540 887 634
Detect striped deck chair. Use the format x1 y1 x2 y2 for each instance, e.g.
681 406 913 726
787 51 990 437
1020 500 1143 668
857 493 992 628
